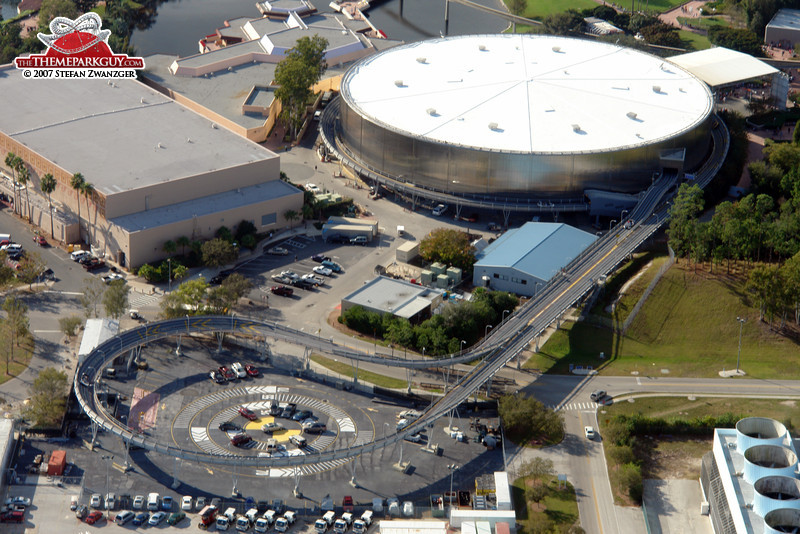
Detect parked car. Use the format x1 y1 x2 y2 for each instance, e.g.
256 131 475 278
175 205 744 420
33 235 47 246
210 269 233 285
161 496 173 511
70 250 90 262
100 273 124 284
82 258 105 271
219 366 236 380
280 270 299 280
210 370 227 384
90 494 101 509
85 511 104 524
584 426 595 440
325 234 350 244
75 505 89 519
0 511 24 523
148 511 166 525
115 510 134 525
132 512 149 526
313 265 333 277
311 254 331 263
168 511 187 525
104 492 116 510
271 285 293 297
404 433 424 443
231 362 247 378
321 260 342 273
261 422 284 433
301 273 324 286
132 495 144 510
432 204 447 216
350 235 368 246
231 433 252 446
267 246 289 256
4 497 30 507
291 278 315 290
195 497 206 510
305 183 321 194
70 496 78 511
290 435 307 448
219 421 241 432
292 410 312 422
271 274 293 285
245 364 259 377
303 421 326 433
238 406 257 420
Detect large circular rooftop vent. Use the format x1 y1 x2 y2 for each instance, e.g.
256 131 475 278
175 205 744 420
737 417 788 453
764 507 800 533
744 445 798 484
755 476 800 517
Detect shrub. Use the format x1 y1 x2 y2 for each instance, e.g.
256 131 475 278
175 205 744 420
609 445 637 466
618 462 643 503
59 316 82 337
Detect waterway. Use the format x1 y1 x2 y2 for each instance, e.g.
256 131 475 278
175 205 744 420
131 0 508 58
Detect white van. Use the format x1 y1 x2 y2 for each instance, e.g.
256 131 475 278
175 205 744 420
147 492 160 511
70 249 90 262
266 438 278 454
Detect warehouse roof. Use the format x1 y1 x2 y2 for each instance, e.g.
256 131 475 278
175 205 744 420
475 223 596 282
766 8 800 32
343 276 443 318
667 47 778 88
0 66 276 196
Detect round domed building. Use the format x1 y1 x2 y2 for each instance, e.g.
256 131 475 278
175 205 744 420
333 34 714 200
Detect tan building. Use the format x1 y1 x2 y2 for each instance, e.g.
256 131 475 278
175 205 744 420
0 64 302 268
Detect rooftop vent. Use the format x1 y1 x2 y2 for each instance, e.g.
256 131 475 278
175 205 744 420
394 80 404 87
186 138 192 143
488 122 499 131
626 112 638 120
479 44 487 51
652 85 661 93
140 98 146 104
228 66 233 71
157 143 163 149
552 46 561 52
572 124 581 133
211 123 218 129
416 57 427 64
426 108 437 116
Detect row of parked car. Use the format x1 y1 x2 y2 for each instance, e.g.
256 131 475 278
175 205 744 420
210 361 259 384
0 496 31 523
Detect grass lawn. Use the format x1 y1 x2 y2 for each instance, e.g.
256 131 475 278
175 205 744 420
0 335 35 391
518 0 599 19
512 475 579 531
310 355 408 389
677 16 729 31
678 29 711 50
536 263 800 378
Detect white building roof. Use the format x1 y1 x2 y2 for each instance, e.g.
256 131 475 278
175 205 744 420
78 319 119 364
341 34 713 154
667 47 779 88
767 8 800 32
379 520 447 534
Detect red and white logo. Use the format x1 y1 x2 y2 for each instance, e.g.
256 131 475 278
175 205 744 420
14 13 144 79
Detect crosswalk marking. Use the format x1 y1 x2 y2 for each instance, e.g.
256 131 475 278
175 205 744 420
551 402 596 412
128 292 163 308
284 239 306 249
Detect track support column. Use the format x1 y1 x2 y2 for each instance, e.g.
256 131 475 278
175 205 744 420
89 421 99 451
175 334 182 356
171 456 181 489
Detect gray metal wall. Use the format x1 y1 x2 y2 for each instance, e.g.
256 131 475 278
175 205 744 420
339 100 712 198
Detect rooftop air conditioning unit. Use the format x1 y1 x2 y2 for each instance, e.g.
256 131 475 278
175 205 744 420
626 112 638 120
552 46 561 52
572 124 581 132
653 85 661 93
479 44 486 51
488 122 498 131
426 108 437 116
394 80 404 87
416 57 426 64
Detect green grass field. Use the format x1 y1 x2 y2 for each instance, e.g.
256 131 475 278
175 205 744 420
534 263 800 378
516 0 686 19
601 396 800 423
678 29 712 50
512 475 579 530
310 355 408 389
677 16 729 30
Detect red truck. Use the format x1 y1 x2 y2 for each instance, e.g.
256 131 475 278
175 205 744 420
198 505 217 530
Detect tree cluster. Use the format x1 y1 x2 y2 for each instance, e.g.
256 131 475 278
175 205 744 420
274 35 329 140
498 393 563 445
0 295 31 376
339 289 518 356
708 26 764 57
79 277 130 319
26 367 68 428
161 274 252 318
419 228 477 275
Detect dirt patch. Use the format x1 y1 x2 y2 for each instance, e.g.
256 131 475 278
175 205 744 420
643 437 711 480
781 400 797 407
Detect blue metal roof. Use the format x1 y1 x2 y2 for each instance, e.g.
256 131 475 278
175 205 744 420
475 222 597 281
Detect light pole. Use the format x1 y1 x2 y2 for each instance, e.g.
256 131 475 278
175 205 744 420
502 309 510 323
448 464 459 501
167 258 172 292
609 219 617 231
620 209 628 222
736 316 746 373
422 347 426 359
485 324 492 338
460 340 466 353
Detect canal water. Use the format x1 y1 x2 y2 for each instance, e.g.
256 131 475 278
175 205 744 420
132 0 507 58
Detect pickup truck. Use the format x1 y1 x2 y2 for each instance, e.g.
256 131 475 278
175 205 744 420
83 258 105 271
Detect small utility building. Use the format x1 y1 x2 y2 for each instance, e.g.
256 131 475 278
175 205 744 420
473 223 596 297
341 276 444 323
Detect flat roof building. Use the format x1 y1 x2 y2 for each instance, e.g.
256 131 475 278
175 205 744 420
341 276 444 323
0 65 302 267
766 9 800 48
473 222 596 297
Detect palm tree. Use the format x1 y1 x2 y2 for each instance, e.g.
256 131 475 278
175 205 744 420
176 236 190 256
17 165 30 222
163 240 177 256
81 182 95 243
40 173 56 239
283 209 300 230
70 173 85 240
